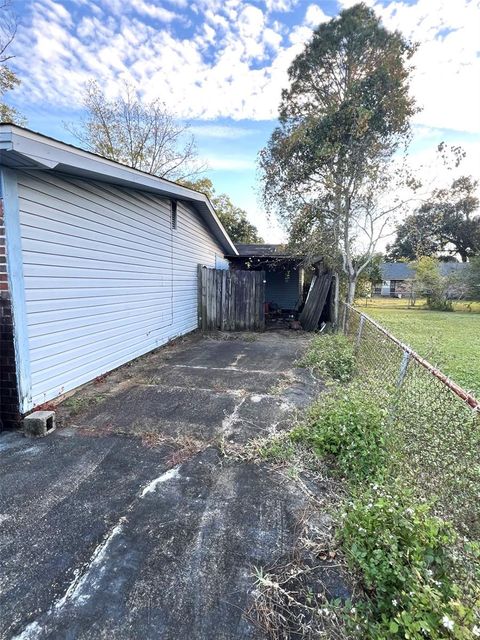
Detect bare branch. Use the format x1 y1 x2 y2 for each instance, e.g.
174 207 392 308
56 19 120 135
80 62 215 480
65 80 204 181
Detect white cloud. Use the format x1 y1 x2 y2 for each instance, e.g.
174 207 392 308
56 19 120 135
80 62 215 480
132 0 180 22
9 0 480 137
304 4 329 28
264 0 299 11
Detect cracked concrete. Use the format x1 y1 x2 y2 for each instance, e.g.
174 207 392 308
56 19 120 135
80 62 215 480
0 331 344 640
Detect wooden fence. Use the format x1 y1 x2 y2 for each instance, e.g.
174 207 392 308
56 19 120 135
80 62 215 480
198 266 265 331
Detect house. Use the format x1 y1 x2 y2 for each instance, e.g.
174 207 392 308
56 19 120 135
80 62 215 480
226 243 305 314
0 125 237 430
375 261 467 297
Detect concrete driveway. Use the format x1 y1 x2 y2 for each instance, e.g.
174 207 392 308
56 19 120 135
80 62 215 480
1 332 337 640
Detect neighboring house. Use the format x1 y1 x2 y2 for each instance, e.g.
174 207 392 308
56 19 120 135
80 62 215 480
227 243 305 312
0 125 237 429
375 262 467 297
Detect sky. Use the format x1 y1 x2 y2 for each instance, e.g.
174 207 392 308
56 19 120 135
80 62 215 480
5 0 480 242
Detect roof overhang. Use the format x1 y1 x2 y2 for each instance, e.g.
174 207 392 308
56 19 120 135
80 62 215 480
0 124 238 255
227 253 322 267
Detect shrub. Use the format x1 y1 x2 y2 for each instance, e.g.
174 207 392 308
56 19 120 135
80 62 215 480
299 333 355 383
292 385 387 482
426 297 454 312
341 484 480 639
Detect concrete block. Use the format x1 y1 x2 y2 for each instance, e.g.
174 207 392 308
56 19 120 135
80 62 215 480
23 411 56 437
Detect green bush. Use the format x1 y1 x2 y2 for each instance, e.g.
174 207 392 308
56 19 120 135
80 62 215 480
299 333 355 383
292 385 387 482
341 484 480 639
426 296 454 312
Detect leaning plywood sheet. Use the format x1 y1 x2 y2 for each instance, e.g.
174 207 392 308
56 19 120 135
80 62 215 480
299 273 332 331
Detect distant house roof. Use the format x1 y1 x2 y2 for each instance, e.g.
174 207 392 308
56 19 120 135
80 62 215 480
381 262 414 280
381 261 467 281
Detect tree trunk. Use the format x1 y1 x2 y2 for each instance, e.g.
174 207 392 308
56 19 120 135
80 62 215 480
346 278 356 305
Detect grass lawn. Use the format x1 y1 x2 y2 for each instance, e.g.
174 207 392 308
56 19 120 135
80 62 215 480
354 297 480 399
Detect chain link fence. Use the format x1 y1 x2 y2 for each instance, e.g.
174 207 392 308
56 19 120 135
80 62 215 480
340 302 480 538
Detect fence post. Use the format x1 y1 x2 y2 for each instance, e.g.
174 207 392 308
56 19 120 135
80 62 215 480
355 315 365 351
397 350 411 388
197 264 205 330
340 302 347 333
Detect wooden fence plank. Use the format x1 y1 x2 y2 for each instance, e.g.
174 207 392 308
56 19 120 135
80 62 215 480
198 266 265 331
299 273 332 331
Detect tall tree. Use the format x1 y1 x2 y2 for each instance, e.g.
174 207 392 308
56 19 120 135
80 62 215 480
0 0 25 124
259 3 417 306
386 210 442 261
66 80 203 181
387 176 480 262
181 177 263 244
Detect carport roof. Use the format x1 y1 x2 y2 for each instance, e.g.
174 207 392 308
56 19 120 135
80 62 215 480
228 244 324 268
0 124 237 255
234 243 290 257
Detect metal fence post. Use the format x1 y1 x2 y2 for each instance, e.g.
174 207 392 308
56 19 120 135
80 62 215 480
355 315 365 351
397 350 411 388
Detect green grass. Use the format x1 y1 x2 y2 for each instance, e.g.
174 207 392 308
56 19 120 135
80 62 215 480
355 298 480 399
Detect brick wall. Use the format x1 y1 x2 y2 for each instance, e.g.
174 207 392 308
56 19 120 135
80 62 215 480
0 200 21 430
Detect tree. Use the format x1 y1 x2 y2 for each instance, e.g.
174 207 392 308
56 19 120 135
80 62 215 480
0 1 25 124
181 178 263 244
259 3 417 307
386 210 442 261
66 80 203 181
412 256 453 311
356 252 383 298
387 176 480 262
463 256 480 300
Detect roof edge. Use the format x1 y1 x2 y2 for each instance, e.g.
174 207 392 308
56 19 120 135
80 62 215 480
0 124 237 255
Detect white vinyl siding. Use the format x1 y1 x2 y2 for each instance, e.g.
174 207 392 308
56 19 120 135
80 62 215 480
16 170 224 408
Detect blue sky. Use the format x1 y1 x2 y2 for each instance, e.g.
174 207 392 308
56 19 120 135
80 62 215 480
6 0 480 241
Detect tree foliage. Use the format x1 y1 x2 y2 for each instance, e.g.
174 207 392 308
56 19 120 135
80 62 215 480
181 177 263 244
463 256 480 300
259 3 417 304
412 256 454 311
67 80 203 181
356 252 383 297
388 176 480 262
0 1 25 124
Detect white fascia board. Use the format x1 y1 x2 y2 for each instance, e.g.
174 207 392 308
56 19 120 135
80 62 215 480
0 125 238 255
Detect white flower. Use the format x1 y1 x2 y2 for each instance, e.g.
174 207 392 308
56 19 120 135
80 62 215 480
351 607 356 615
392 599 398 607
405 508 414 516
472 626 480 637
441 615 454 631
